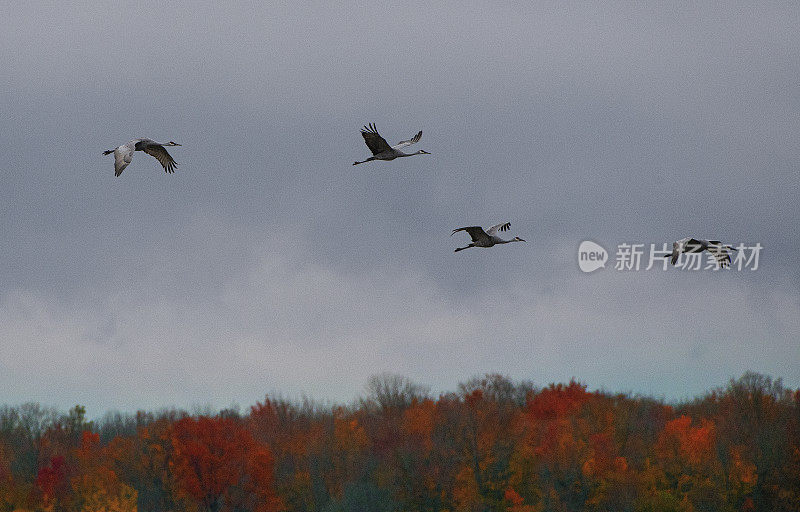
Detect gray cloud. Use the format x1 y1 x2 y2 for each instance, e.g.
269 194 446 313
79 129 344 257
0 2 798 413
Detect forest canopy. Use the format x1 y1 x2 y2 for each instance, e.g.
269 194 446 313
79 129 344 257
0 372 798 512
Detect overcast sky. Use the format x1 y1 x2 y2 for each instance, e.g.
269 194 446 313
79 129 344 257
1 2 798 415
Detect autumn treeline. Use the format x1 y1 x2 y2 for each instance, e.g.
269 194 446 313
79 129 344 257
1 372 799 512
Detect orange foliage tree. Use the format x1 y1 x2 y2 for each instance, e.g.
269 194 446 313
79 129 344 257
70 431 137 512
510 381 593 511
103 415 181 512
249 397 325 512
647 415 724 510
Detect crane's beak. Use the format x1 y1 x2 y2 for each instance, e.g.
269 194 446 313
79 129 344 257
421 150 431 154
169 141 182 146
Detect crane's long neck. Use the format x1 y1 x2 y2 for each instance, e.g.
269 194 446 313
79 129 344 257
397 150 426 158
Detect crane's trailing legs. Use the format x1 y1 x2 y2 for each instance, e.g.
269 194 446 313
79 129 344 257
353 157 376 165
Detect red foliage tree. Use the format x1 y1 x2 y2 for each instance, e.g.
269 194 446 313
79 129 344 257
35 455 69 506
171 416 282 512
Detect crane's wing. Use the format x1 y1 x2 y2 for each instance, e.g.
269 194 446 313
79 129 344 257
391 130 422 150
451 226 489 243
360 123 393 155
486 222 511 236
668 237 692 264
670 243 681 265
113 144 135 177
142 145 177 174
709 241 738 253
707 240 736 249
706 242 735 268
685 238 706 253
